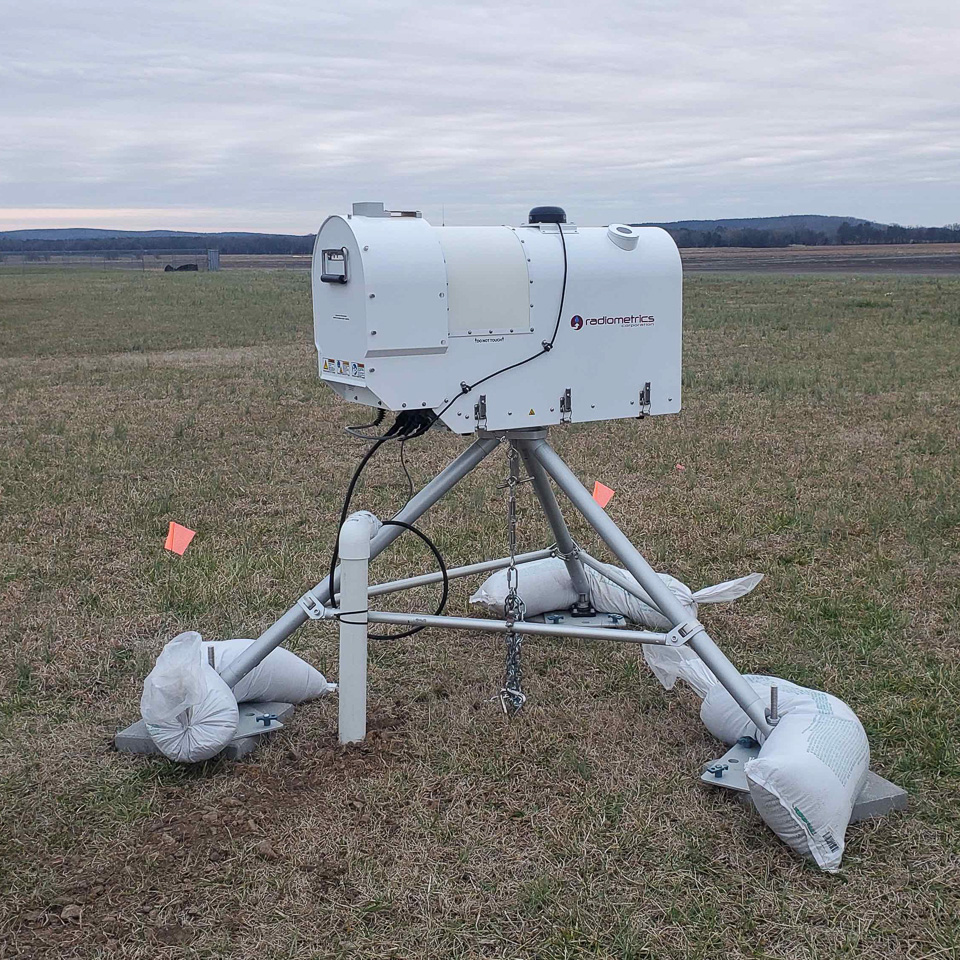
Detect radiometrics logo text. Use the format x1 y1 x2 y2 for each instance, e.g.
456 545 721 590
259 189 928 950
570 313 654 330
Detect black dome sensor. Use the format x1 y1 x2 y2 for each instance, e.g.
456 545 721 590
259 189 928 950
528 205 567 224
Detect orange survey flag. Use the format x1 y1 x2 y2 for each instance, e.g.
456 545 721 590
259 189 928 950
592 481 615 508
164 522 196 556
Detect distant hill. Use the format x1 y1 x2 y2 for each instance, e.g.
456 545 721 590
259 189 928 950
1 227 312 241
1 228 207 240
632 215 960 248
3 218 875 242
0 228 315 256
3 216 960 253
637 215 878 238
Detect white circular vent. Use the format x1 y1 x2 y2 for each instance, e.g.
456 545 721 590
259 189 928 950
607 223 639 250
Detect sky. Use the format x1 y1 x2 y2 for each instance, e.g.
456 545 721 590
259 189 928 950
1 0 958 233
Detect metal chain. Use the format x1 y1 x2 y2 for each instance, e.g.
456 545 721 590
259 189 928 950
499 444 527 716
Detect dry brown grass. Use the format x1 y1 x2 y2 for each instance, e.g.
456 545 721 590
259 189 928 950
1 271 958 959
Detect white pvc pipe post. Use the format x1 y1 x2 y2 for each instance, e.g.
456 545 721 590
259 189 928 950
338 512 372 744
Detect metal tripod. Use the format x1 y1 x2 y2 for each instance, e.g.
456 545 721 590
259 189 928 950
218 428 774 744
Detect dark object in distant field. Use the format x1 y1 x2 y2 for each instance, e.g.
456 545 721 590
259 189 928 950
164 263 199 272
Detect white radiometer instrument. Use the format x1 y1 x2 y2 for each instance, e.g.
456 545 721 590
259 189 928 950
312 202 682 435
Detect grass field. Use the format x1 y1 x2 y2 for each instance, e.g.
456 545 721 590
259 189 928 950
1 270 959 959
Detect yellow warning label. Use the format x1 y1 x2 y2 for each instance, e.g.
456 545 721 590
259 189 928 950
529 408 536 415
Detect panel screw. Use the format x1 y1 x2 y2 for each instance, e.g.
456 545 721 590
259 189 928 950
363 245 369 251
371 330 377 335
369 293 375 299
439 292 444 298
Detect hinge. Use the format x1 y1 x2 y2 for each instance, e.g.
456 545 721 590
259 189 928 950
638 381 651 419
474 394 487 429
560 388 572 423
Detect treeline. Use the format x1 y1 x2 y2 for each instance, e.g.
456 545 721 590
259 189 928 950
0 234 316 255
660 222 960 248
5 221 960 254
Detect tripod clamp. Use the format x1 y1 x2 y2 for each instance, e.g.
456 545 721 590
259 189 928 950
298 590 327 621
665 619 706 647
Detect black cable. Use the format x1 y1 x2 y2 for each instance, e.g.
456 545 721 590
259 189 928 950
329 518 449 638
327 434 390 607
365 520 448 640
327 410 442 608
345 407 387 439
398 438 414 500
432 225 569 423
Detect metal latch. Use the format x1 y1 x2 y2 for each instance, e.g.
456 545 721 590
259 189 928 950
474 394 487 429
560 388 572 423
638 381 651 418
665 619 706 646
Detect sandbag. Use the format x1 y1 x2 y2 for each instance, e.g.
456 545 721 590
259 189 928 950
702 675 870 872
141 631 239 763
469 556 762 632
700 674 820 745
470 556 576 616
202 638 336 704
584 562 693 630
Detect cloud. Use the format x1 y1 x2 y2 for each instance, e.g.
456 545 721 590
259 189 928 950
1 0 958 230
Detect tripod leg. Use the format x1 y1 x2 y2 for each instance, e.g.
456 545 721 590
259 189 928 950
219 434 501 689
515 442 592 609
527 437 772 739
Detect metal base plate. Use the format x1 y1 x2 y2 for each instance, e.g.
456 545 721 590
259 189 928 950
534 609 626 628
702 741 909 822
115 701 294 761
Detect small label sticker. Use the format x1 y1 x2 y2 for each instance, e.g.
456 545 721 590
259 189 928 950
323 358 366 379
